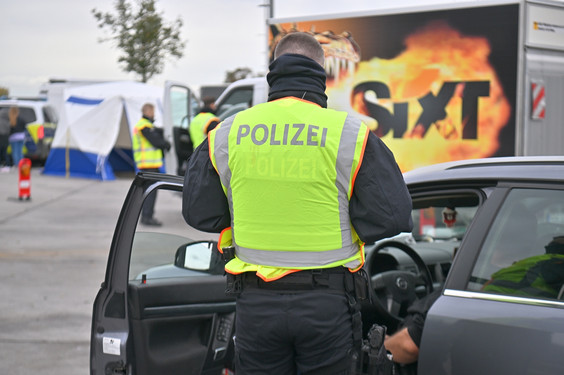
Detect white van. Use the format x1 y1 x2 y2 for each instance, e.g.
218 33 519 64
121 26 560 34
0 99 58 163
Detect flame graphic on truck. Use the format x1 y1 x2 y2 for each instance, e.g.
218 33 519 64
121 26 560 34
341 21 511 171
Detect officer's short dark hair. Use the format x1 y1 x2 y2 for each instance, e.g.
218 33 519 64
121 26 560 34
202 96 216 107
274 32 325 67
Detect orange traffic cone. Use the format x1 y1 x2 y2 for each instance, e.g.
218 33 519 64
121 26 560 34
18 158 31 200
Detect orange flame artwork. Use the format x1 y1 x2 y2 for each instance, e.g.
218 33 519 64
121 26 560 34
330 21 512 171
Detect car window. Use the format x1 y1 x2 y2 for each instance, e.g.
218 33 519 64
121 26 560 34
377 192 480 284
16 106 37 124
216 87 253 120
468 188 564 300
411 193 479 243
128 189 220 281
170 85 199 129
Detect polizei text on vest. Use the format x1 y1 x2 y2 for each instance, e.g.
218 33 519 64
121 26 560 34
236 123 329 147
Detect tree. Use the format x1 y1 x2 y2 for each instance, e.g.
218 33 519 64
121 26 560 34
224 67 253 83
92 0 184 82
0 87 8 98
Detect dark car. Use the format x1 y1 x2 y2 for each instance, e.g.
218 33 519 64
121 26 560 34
91 156 564 375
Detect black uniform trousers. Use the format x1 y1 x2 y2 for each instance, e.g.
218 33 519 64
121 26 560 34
233 270 355 375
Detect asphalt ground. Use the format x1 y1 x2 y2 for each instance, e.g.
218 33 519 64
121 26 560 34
0 167 135 375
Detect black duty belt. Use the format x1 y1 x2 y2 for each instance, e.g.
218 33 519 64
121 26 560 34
240 267 350 293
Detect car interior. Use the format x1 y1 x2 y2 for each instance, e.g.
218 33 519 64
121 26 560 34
361 192 480 333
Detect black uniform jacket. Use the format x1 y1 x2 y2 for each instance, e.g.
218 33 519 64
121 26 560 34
140 119 171 151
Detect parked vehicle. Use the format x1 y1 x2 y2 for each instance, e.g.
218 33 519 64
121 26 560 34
90 156 564 374
214 0 564 172
0 99 58 163
404 156 564 374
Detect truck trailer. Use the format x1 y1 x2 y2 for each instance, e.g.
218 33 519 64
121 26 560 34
212 0 564 172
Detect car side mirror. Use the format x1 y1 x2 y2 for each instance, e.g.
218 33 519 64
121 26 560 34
174 241 224 275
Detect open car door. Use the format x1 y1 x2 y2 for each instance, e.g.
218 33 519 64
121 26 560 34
163 81 199 176
90 173 236 375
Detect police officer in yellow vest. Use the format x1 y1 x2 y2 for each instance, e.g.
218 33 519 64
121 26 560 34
189 96 220 148
183 32 412 374
483 236 564 299
133 103 171 226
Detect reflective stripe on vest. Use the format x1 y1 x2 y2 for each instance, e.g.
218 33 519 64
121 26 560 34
190 112 219 148
132 118 163 169
209 98 369 270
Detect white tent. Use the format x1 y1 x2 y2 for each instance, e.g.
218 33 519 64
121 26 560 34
43 81 164 180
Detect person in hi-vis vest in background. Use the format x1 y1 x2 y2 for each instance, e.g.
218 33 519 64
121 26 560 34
183 32 412 374
133 103 171 227
189 96 220 148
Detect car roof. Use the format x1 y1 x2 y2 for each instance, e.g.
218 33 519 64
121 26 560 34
403 156 564 187
0 99 49 110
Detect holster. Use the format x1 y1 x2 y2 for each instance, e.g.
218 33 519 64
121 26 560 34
347 269 395 375
344 269 370 301
225 273 242 296
222 246 242 296
356 324 396 375
222 246 236 263
354 268 370 302
345 269 370 361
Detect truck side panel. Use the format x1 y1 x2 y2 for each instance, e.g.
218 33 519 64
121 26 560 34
521 2 564 156
268 3 521 172
523 52 564 155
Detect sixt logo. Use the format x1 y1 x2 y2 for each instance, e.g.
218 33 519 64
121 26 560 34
352 80 490 139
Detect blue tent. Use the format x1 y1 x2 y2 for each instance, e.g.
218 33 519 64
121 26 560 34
43 81 164 180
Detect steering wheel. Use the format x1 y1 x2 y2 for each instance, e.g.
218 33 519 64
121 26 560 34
369 240 434 325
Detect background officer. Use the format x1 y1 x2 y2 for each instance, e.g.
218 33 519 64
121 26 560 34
189 96 220 148
133 103 171 226
183 32 412 374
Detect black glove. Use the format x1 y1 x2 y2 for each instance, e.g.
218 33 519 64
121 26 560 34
164 141 171 152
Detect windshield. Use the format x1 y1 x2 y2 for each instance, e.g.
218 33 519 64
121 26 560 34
411 193 480 242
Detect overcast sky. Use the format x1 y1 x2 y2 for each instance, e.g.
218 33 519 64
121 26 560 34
0 0 517 97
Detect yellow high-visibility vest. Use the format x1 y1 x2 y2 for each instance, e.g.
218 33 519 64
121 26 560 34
132 118 163 169
209 97 369 280
190 112 219 148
